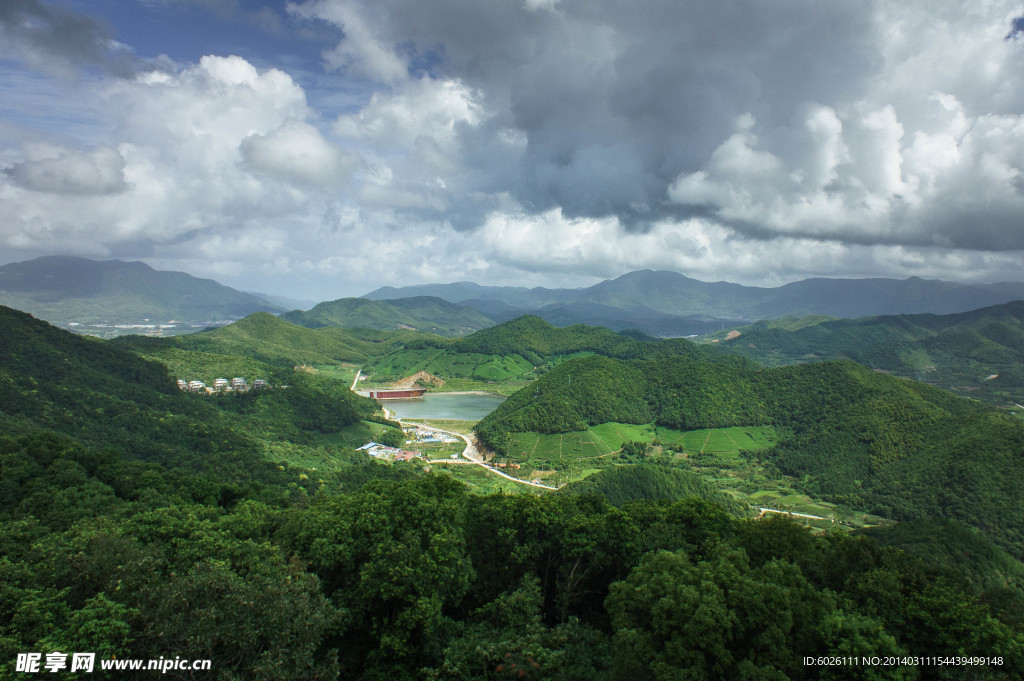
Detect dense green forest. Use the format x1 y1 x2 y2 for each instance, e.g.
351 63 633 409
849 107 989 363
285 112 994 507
3 435 1022 679
3 306 1023 679
475 355 1024 558
710 301 1024 407
0 306 382 482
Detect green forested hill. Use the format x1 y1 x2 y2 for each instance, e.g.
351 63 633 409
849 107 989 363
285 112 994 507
712 300 1024 406
361 315 724 389
450 315 649 358
557 463 743 511
0 306 379 479
154 311 424 366
476 354 1024 557
281 295 495 336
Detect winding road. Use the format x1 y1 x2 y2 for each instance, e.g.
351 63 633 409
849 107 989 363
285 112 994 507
399 418 559 490
754 507 832 522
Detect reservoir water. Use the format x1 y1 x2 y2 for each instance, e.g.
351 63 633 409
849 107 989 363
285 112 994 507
381 392 506 421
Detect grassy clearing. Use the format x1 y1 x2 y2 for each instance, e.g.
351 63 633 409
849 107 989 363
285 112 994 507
508 424 779 472
313 363 360 386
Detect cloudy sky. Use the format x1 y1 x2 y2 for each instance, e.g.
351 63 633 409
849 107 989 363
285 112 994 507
2 0 1023 299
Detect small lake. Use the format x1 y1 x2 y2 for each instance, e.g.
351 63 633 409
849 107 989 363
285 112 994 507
380 392 506 421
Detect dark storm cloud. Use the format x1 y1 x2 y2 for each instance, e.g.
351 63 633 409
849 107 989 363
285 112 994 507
314 0 880 227
0 0 142 77
302 0 1024 255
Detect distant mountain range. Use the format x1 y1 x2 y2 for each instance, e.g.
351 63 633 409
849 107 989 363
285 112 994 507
0 256 283 328
6 257 1024 340
366 270 1024 335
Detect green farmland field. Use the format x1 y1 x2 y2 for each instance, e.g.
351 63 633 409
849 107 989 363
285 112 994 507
507 423 779 473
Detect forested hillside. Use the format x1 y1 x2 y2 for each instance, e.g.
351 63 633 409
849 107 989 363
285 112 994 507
476 355 1024 557
361 315 728 390
281 296 494 336
140 312 422 366
0 306 380 481
712 301 1024 406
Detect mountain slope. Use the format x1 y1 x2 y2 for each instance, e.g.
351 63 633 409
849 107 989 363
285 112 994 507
0 306 377 480
359 315 726 389
0 256 282 324
714 301 1024 406
164 312 423 366
281 296 494 336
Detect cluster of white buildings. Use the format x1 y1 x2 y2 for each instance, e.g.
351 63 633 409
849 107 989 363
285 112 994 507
176 377 269 394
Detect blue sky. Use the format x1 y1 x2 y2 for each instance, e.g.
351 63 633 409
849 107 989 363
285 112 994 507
2 0 1024 300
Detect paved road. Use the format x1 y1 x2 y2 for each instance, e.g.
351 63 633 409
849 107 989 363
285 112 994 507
755 507 832 522
407 421 559 490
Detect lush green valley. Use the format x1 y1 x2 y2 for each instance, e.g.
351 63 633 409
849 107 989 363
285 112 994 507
3 305 1023 679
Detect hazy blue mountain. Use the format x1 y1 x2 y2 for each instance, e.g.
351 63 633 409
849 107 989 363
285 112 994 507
364 270 1024 331
364 281 581 308
245 291 318 311
280 295 494 336
0 256 283 325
